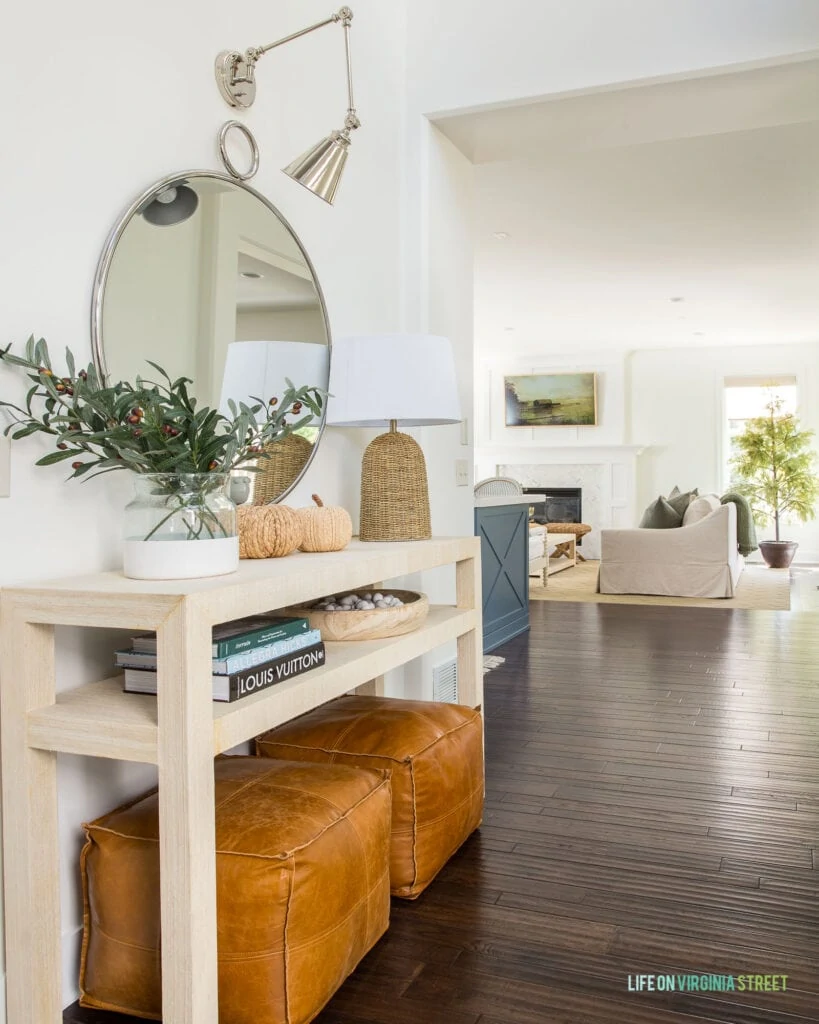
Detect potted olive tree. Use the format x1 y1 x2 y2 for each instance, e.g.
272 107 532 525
730 397 819 568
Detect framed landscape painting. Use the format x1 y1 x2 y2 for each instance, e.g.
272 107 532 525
504 372 598 426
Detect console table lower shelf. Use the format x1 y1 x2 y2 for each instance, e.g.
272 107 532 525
0 537 483 1024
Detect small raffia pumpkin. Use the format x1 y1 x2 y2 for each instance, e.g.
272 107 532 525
297 495 353 552
238 505 302 559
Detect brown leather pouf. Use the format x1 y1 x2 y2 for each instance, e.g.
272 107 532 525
257 696 484 899
79 757 391 1024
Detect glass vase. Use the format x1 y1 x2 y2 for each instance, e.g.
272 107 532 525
122 473 239 580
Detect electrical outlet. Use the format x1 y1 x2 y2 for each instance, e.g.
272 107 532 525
455 459 469 487
0 437 9 497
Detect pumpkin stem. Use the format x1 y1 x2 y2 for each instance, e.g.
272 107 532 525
311 494 324 507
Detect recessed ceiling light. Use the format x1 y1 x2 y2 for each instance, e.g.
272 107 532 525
504 327 515 332
240 270 263 279
693 331 705 337
493 231 510 240
670 296 685 303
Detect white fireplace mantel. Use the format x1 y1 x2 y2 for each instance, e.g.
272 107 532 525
491 445 648 559
488 444 647 462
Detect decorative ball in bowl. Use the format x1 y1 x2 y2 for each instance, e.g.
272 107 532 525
290 589 429 642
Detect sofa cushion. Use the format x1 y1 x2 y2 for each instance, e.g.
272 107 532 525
667 489 698 517
639 496 683 529
683 493 721 526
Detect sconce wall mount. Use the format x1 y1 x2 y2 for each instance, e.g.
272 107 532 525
214 7 359 204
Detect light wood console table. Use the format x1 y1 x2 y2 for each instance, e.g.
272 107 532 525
0 536 482 1024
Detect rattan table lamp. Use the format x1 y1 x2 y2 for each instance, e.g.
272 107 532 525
327 335 461 541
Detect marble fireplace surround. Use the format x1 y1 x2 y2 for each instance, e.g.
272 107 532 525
499 446 645 560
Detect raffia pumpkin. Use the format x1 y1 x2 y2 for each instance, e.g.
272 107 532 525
297 495 353 553
238 505 302 559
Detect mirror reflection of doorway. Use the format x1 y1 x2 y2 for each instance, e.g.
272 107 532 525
94 172 331 502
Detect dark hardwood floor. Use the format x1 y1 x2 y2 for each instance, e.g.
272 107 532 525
65 600 819 1023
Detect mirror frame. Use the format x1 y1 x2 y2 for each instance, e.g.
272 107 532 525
90 168 332 503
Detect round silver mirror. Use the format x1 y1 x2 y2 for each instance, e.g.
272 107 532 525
91 170 331 504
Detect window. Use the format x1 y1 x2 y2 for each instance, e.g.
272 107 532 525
723 376 798 491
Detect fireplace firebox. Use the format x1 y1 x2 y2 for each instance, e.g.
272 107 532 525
524 487 582 538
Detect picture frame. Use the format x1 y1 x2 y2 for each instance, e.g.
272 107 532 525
504 372 598 427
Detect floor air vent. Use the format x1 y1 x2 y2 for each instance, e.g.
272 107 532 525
433 658 458 702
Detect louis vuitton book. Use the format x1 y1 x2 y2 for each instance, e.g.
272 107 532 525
123 641 326 703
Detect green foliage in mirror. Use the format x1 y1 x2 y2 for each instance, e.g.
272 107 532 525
0 336 324 481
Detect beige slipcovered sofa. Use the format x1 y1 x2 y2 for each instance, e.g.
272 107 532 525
599 501 744 599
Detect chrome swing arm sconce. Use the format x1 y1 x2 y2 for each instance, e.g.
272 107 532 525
215 7 360 204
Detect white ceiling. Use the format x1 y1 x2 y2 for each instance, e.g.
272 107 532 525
236 253 319 312
409 0 819 116
451 61 819 354
435 58 819 164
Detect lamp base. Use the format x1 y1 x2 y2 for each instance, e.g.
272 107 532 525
359 429 431 542
253 433 313 505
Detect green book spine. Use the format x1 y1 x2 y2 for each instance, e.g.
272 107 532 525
216 618 309 657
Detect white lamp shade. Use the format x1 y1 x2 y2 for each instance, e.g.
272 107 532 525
219 340 329 417
326 334 461 427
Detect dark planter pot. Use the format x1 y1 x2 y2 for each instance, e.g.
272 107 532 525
758 540 798 569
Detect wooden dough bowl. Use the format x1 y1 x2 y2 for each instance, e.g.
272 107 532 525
287 589 429 642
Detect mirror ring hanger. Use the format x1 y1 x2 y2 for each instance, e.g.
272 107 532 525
218 120 260 181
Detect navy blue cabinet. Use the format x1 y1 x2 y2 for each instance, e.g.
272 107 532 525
475 503 530 653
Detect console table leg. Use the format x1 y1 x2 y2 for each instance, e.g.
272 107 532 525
456 556 483 711
0 612 61 1023
355 677 385 696
156 604 219 1024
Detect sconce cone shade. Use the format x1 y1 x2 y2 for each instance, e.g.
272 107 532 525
283 131 350 205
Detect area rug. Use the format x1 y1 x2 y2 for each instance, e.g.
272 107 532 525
530 560 790 611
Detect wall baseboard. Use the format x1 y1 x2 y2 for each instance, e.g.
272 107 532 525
747 552 819 566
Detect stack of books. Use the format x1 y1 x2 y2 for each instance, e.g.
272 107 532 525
117 614 325 703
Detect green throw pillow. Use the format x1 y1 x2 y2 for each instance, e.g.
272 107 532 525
669 485 681 498
667 488 698 517
639 496 683 529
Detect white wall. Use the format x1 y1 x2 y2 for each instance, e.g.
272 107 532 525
630 341 819 560
236 308 327 343
423 126 476 542
412 126 475 696
409 0 819 114
379 121 476 701
1 0 406 1009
